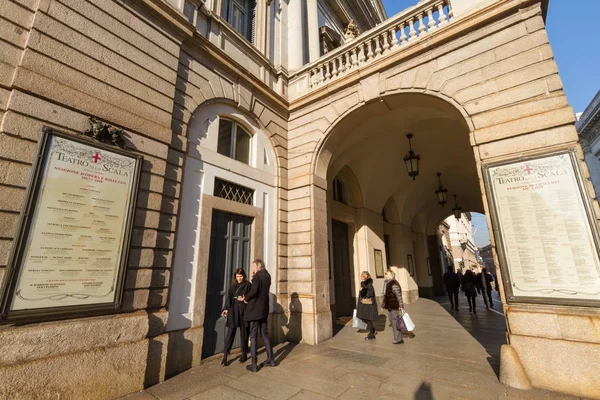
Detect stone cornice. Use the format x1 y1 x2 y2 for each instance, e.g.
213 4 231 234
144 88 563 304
576 90 600 137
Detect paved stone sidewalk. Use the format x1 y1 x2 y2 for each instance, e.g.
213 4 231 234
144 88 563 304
121 296 586 400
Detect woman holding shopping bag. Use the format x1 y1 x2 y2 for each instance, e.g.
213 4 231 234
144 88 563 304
357 271 378 340
382 269 404 345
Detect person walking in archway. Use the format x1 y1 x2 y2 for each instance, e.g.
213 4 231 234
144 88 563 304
242 260 275 372
461 269 478 314
482 267 494 309
443 266 460 311
221 268 251 366
357 271 378 340
382 269 404 344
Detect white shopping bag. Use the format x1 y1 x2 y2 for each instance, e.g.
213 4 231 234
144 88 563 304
352 309 368 330
401 310 415 332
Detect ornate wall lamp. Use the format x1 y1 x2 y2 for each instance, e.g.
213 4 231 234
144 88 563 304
403 133 420 180
452 194 462 220
435 172 448 207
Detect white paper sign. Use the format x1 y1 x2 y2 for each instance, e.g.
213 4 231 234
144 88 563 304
10 135 137 311
488 153 600 301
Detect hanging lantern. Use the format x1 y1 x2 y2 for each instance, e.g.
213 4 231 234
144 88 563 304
452 194 462 220
403 133 420 180
435 172 448 207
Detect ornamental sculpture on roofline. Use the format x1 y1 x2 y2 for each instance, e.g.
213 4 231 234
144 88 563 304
344 19 360 40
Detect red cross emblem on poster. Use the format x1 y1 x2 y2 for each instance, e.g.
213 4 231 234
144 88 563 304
92 152 101 164
524 164 533 175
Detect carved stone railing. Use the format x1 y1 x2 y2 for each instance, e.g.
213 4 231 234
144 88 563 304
288 0 454 100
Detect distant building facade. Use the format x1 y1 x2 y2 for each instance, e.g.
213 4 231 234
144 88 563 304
445 213 478 273
577 90 600 199
479 244 496 276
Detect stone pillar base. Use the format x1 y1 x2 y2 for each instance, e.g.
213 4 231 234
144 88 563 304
297 310 333 345
500 344 532 390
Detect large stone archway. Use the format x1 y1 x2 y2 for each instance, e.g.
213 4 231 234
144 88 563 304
282 4 593 397
315 91 481 317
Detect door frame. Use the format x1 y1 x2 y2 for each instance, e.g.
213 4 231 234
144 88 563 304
191 195 264 331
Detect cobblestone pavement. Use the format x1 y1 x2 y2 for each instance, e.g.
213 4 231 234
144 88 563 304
121 295 587 400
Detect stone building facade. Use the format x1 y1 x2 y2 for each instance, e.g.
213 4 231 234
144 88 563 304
1 0 599 399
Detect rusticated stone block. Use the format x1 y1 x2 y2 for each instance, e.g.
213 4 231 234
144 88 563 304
499 344 532 390
0 212 19 238
0 185 25 213
123 288 169 310
125 268 171 290
0 239 12 266
0 338 155 400
128 248 173 269
0 310 168 366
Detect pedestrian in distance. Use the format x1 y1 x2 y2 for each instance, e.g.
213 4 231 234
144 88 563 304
242 259 275 372
221 268 251 366
381 269 404 345
474 268 483 295
482 267 494 309
357 271 378 340
443 266 460 311
461 269 478 314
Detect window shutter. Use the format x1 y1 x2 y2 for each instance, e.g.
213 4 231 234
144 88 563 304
248 0 257 43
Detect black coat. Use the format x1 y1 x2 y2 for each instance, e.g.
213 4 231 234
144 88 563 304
443 271 460 293
222 281 251 328
356 278 378 321
244 269 271 322
461 273 478 297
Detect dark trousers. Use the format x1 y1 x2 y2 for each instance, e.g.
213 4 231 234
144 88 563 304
224 323 248 356
466 295 477 311
448 291 459 308
364 319 376 337
249 318 273 363
483 289 493 308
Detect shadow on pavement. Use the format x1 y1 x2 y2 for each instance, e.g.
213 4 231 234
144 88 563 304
433 291 506 378
414 382 435 400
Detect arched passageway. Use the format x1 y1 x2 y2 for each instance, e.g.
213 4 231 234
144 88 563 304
314 92 489 325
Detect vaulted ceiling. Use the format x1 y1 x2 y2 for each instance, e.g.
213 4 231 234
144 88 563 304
322 92 484 234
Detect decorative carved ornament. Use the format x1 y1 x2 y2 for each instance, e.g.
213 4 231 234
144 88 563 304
344 19 360 40
80 117 127 149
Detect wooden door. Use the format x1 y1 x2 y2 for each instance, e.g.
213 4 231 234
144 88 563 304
202 210 252 358
332 220 354 318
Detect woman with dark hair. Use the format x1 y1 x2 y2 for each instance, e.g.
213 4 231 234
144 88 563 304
357 271 378 340
221 268 251 366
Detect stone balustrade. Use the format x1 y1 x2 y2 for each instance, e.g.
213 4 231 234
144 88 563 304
288 0 454 99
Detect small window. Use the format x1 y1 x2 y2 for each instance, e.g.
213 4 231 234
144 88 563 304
217 118 251 164
221 0 256 42
333 177 345 204
183 0 196 24
384 234 391 267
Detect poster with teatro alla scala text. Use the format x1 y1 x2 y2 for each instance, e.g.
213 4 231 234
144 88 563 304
487 152 600 304
4 132 140 316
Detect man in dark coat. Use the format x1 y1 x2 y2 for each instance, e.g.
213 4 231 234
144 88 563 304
481 267 494 308
242 259 275 372
443 266 460 311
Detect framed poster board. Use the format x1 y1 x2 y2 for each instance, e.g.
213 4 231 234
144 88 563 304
407 254 415 276
374 249 384 278
484 149 600 306
0 128 142 322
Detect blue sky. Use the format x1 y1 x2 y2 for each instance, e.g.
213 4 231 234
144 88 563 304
382 0 600 246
